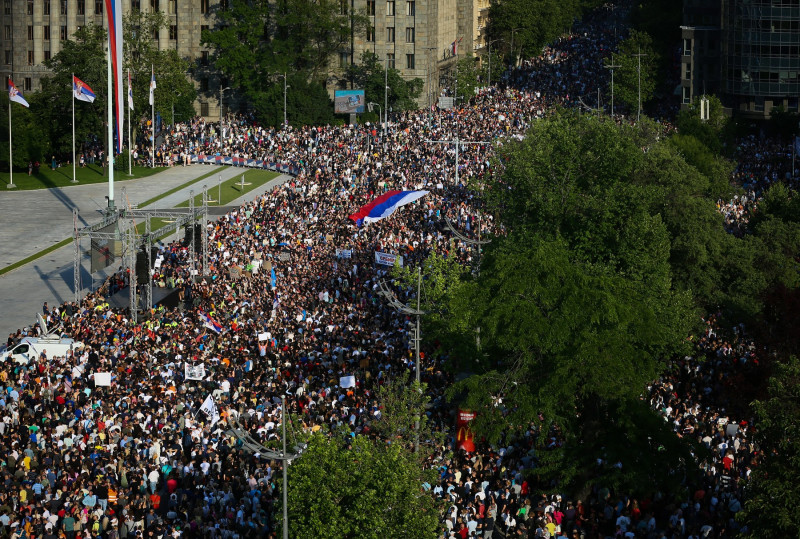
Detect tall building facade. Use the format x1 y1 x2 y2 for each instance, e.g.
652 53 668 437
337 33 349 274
0 0 480 119
681 0 800 119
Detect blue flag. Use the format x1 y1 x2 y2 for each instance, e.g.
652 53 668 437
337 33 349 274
270 267 277 289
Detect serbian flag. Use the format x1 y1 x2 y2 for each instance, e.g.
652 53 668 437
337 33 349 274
73 76 96 103
348 190 429 226
104 0 124 153
198 310 223 333
128 69 134 111
8 80 29 107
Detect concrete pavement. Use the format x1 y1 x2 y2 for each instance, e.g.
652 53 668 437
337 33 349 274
0 165 291 335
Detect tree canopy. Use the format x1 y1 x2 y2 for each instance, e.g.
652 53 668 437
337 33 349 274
346 52 424 113
203 0 365 126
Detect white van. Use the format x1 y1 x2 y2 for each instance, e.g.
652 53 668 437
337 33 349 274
0 314 83 366
0 336 83 365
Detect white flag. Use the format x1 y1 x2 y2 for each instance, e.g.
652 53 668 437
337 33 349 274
339 375 356 389
185 363 206 381
149 66 156 106
198 394 220 426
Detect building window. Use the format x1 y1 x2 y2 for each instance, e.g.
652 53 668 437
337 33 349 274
4 26 11 40
60 0 67 15
386 53 395 69
366 26 374 42
151 0 159 10
386 26 394 42
44 1 51 15
200 77 209 92
684 64 691 80
27 1 33 16
682 86 690 104
131 0 140 9
339 51 349 68
3 0 9 16
44 26 51 41
339 0 347 15
27 51 33 65
201 50 209 66
44 50 50 61
406 53 414 69
367 0 375 15
200 0 209 13
386 0 394 16
683 38 692 55
168 0 176 14
24 78 31 91
4 50 10 64
152 29 159 40
77 0 85 15
406 0 414 15
200 102 209 116
405 27 414 43
95 0 102 14
60 26 67 40
219 0 228 9
28 26 33 40
169 25 177 40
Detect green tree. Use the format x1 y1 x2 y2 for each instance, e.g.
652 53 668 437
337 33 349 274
612 30 659 115
346 52 424 113
0 92 50 169
203 0 364 126
487 0 580 62
281 432 441 538
123 10 196 126
35 24 107 162
738 356 800 537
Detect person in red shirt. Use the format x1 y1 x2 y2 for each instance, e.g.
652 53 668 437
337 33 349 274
149 492 161 510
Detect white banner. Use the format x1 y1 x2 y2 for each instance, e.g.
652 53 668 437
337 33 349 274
94 372 112 387
258 332 271 341
336 249 352 259
339 375 356 388
199 394 221 426
375 251 403 267
185 363 206 381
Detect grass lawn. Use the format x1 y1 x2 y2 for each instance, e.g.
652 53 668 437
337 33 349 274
0 163 167 190
176 169 279 208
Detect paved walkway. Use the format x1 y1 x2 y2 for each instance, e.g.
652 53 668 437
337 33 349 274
0 165 291 334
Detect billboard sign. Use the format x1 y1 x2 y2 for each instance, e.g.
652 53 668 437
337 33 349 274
335 90 365 114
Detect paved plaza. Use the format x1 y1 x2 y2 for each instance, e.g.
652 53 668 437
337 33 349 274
0 165 290 334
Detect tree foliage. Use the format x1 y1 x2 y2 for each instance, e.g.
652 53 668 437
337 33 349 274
281 432 441 538
123 10 196 125
610 30 660 115
487 0 587 62
346 52 424 113
738 356 800 537
203 0 365 126
35 24 108 161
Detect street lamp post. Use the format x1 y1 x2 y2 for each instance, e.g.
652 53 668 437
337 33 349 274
510 28 521 68
219 86 231 125
278 73 290 128
368 102 382 151
486 38 502 88
377 272 426 452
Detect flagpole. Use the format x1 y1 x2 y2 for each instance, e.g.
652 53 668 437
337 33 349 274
107 47 115 210
128 69 132 176
7 100 13 189
72 73 77 183
151 65 155 169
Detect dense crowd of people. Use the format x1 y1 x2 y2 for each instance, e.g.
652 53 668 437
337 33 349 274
1 3 794 539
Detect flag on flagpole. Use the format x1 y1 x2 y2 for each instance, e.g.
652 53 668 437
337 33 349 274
198 394 221 426
104 0 123 153
8 80 29 108
149 67 156 106
73 76 96 103
128 70 134 111
198 310 223 333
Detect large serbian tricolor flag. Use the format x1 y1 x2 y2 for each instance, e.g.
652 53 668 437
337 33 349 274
348 190 429 226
